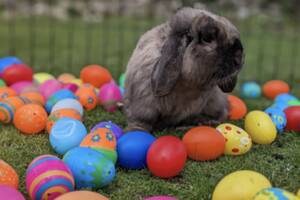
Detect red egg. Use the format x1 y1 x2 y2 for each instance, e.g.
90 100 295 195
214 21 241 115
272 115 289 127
228 95 247 120
147 135 187 178
263 80 290 100
284 106 300 132
2 64 33 86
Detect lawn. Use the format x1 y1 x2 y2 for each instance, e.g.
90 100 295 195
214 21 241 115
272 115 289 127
0 15 300 200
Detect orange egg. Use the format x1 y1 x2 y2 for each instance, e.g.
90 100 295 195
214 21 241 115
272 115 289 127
263 80 290 100
0 160 19 189
57 73 76 84
20 92 45 106
75 84 98 110
55 191 109 200
46 109 82 133
228 95 247 120
0 87 17 101
80 65 112 88
13 104 48 134
80 128 116 150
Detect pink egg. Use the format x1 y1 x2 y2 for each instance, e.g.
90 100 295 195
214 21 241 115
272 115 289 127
10 81 33 94
0 185 25 200
39 79 62 100
98 82 122 112
144 196 178 200
62 83 78 93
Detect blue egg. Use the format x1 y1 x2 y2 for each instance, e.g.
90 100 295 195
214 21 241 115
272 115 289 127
117 131 156 169
50 117 87 154
271 102 290 111
265 107 287 133
0 56 22 74
240 81 261 99
274 93 298 103
45 89 76 113
51 98 84 116
63 147 115 189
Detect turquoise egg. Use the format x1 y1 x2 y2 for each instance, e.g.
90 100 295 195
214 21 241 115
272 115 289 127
241 81 261 99
265 107 287 133
253 187 299 200
45 89 76 113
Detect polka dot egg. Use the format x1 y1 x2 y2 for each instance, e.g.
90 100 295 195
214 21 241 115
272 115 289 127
75 83 98 111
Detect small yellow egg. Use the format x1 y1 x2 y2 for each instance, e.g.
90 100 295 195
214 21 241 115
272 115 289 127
297 189 300 198
33 72 55 84
70 78 82 87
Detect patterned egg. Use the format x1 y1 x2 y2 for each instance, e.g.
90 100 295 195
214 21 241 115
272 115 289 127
275 93 298 103
26 155 75 200
51 98 83 117
20 92 45 106
95 148 117 164
0 185 25 200
39 79 62 100
57 73 76 84
75 84 98 111
80 128 116 151
10 81 33 94
0 87 17 101
98 82 122 112
271 102 290 111
45 89 76 113
265 107 287 133
91 121 123 140
253 187 299 200
0 160 19 189
217 123 252 155
0 79 6 87
241 81 261 99
63 147 115 189
46 109 82 133
33 72 55 85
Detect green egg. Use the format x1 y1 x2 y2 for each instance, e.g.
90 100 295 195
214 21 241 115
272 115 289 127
92 148 117 164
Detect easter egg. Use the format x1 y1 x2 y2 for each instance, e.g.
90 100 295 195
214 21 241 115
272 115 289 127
119 86 125 97
263 80 290 100
80 128 117 150
20 92 45 106
98 82 122 112
0 160 19 189
10 81 33 94
288 100 300 106
144 196 178 200
57 73 76 84
147 136 187 178
62 83 78 93
0 185 25 200
2 63 33 85
50 118 87 155
51 98 83 117
265 107 287 133
0 79 6 87
245 111 277 144
91 121 123 140
96 148 117 164
46 109 82 133
117 130 156 169
0 87 17 101
119 73 126 88
241 81 261 99
80 65 112 88
297 189 300 198
0 56 22 76
33 73 55 84
271 102 290 111
39 79 62 100
13 104 48 134
69 78 82 87
45 89 76 113
275 93 298 103
216 123 252 155
228 95 247 120
182 126 225 161
253 187 299 200
212 170 272 200
26 155 75 200
63 147 115 189
55 191 109 200
284 106 300 132
75 83 98 110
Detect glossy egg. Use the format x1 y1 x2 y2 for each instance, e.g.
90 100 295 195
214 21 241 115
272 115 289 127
284 106 300 132
63 147 115 189
10 81 33 94
253 187 299 200
75 83 98 110
80 65 112 88
275 93 298 103
33 72 55 84
263 80 290 100
241 81 261 99
0 87 17 101
2 63 33 86
212 170 272 200
228 95 247 120
45 89 76 113
265 107 287 133
80 128 116 151
0 160 19 189
57 73 76 84
0 185 25 200
55 191 109 200
91 121 123 140
39 79 62 100
51 98 83 117
0 56 22 76
217 123 252 155
98 82 122 112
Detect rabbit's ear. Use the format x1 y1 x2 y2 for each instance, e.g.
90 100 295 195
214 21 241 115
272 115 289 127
218 75 237 93
151 35 183 97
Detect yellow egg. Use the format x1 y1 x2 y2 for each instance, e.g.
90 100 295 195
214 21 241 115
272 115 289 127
212 170 272 200
245 111 277 144
33 72 55 84
253 187 300 200
297 189 300 198
217 123 252 155
70 78 82 87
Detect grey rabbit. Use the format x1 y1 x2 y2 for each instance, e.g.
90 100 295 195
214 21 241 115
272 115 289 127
124 7 244 132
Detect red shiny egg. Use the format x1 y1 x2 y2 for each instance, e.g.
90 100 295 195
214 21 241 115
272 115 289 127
284 106 300 132
2 64 33 86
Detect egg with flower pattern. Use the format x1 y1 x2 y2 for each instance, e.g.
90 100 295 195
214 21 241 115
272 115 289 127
75 84 98 111
80 128 116 150
217 123 252 155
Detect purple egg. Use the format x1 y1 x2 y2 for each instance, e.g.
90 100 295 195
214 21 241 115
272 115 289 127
0 185 25 200
144 196 178 200
91 121 123 140
62 83 78 93
10 81 33 94
39 79 62 100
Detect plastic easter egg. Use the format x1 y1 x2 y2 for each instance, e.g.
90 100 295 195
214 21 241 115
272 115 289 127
288 100 300 106
0 160 19 189
75 83 98 110
228 95 247 120
284 106 300 132
217 123 252 155
2 64 33 85
57 73 76 84
0 79 6 87
245 111 277 144
20 92 45 106
13 104 48 135
62 83 78 93
91 121 123 140
98 82 122 112
0 185 25 200
33 72 55 84
50 118 87 155
182 126 225 161
39 79 62 100
212 170 272 200
55 191 109 200
265 107 287 133
51 98 83 117
253 187 299 200
0 56 22 76
147 136 187 178
46 109 82 133
80 64 112 88
26 155 75 200
63 147 115 189
117 130 156 169
144 196 178 200
119 73 126 88
69 78 82 87
263 80 290 100
45 89 76 113
241 81 261 98
10 81 33 94
0 87 16 101
275 93 298 103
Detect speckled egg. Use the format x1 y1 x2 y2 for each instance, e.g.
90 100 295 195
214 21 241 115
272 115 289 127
63 147 115 189
75 83 98 111
275 93 298 103
0 160 19 189
33 72 55 85
0 87 17 101
264 107 287 133
80 128 116 151
241 81 261 99
253 187 299 200
39 79 62 100
26 155 75 200
45 89 76 113
216 123 252 155
91 121 123 140
270 102 290 111
51 98 83 117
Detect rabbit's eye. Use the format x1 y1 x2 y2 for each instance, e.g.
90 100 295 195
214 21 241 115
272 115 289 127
202 34 214 43
186 34 193 45
199 27 218 44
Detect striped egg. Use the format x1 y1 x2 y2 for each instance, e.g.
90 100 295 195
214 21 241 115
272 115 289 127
26 155 75 200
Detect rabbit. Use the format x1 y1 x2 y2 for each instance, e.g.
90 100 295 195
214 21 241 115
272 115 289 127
124 7 244 132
